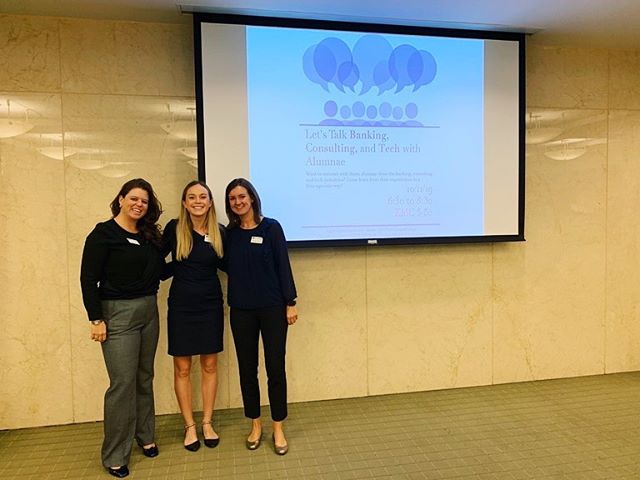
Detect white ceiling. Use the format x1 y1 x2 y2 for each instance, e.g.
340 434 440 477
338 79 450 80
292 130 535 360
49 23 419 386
2 0 640 48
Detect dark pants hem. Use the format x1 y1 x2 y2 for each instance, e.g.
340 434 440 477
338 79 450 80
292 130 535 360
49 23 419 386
230 305 288 422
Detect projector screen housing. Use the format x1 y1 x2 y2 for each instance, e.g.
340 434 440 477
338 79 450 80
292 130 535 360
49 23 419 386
193 13 525 247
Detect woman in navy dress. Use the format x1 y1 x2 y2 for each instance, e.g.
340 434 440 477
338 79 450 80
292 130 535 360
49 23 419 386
224 178 298 455
162 180 224 451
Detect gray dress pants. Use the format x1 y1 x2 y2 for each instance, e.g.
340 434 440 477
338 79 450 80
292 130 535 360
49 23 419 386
100 295 159 468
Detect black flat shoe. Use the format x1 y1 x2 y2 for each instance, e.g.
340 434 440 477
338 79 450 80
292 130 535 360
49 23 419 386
184 423 201 452
202 420 220 448
106 465 129 478
185 439 201 452
135 439 159 458
141 444 159 458
204 437 220 448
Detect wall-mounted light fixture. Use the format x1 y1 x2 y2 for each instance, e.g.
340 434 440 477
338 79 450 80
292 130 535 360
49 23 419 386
0 99 34 138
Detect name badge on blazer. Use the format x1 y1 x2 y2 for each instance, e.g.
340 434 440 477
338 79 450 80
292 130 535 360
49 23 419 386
250 236 263 244
204 234 211 243
127 238 140 245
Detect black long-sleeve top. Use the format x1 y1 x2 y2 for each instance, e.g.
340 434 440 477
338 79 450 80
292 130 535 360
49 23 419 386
80 219 163 321
225 217 297 309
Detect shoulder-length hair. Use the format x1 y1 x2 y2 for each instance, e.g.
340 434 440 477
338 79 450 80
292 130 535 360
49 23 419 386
176 180 223 260
224 178 262 229
110 178 163 247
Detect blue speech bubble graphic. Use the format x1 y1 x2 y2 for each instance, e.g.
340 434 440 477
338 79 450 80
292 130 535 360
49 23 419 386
372 60 393 95
303 35 437 96
352 35 393 95
338 61 360 92
313 42 337 83
305 34 439 126
389 44 420 93
303 45 330 92
319 37 352 92
412 50 437 91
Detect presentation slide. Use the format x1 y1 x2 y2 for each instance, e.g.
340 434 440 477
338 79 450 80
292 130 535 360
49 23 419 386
199 20 521 245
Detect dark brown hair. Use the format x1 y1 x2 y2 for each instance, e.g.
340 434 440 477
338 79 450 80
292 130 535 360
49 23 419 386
224 178 262 228
110 178 163 247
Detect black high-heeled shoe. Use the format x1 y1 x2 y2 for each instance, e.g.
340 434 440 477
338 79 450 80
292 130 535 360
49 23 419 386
106 465 129 478
201 420 220 448
183 423 201 452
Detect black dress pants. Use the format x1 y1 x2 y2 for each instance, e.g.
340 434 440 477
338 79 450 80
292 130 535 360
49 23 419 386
230 305 288 421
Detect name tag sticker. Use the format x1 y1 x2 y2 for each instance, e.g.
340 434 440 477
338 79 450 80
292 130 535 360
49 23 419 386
204 235 211 243
127 238 140 245
250 236 263 244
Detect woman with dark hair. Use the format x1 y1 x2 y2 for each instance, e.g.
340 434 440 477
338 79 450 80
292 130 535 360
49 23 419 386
161 180 225 452
224 178 298 456
80 178 164 478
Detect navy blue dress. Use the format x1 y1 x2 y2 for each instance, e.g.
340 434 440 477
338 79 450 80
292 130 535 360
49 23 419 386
162 219 224 356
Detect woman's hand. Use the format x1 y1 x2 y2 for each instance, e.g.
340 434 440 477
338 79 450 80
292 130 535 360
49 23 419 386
286 305 298 325
90 321 107 343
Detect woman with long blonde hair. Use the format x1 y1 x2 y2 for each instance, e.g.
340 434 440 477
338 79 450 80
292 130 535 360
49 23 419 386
161 180 224 451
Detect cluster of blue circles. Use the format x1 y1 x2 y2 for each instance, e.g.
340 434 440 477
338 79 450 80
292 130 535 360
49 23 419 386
320 100 423 127
304 35 437 95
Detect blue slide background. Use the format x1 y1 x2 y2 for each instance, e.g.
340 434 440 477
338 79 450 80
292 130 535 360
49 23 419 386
246 26 484 241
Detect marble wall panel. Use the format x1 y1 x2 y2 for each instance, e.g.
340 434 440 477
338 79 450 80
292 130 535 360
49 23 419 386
59 19 118 94
0 15 60 92
605 110 640 372
526 43 608 109
493 109 607 383
366 244 494 395
114 22 194 97
286 248 368 402
60 19 193 97
0 93 72 429
609 50 640 110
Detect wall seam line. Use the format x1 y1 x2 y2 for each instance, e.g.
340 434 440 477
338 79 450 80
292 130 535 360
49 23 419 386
58 17 78 424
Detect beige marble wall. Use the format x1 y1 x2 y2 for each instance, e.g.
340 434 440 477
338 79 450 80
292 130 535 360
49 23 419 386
494 107 607 383
59 18 193 96
0 93 72 427
606 109 640 372
526 45 609 109
2 15 640 430
367 244 494 394
0 16 61 92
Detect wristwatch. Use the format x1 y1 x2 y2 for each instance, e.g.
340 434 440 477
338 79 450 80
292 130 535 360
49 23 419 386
91 320 104 325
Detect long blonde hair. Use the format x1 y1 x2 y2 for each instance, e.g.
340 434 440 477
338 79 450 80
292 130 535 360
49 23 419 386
176 181 223 260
